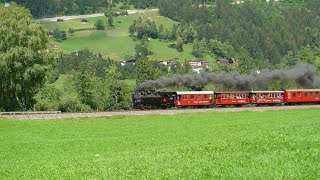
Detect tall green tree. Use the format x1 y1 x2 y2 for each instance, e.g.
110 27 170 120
107 15 114 27
0 4 50 111
105 64 131 110
74 70 96 110
135 39 152 59
136 56 160 84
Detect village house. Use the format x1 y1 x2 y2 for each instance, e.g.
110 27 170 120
120 59 136 66
188 60 209 73
189 60 209 68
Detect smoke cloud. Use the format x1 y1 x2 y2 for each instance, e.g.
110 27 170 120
137 64 320 90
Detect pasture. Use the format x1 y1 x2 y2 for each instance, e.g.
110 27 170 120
0 108 319 178
40 11 206 61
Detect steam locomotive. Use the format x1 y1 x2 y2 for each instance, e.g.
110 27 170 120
132 89 320 109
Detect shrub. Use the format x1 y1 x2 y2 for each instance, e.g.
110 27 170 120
94 19 105 30
34 84 61 111
58 95 92 112
52 28 67 41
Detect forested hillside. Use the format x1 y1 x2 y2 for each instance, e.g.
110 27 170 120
1 0 158 18
157 0 320 71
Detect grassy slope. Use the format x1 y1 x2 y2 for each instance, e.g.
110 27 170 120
41 11 205 61
0 109 319 179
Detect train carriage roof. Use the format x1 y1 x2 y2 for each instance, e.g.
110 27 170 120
250 91 284 93
176 91 214 95
284 89 320 92
214 91 250 94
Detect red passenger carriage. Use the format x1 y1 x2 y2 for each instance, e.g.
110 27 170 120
249 91 284 105
175 91 214 107
214 91 249 106
284 89 320 104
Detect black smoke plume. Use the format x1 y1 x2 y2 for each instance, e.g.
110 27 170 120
137 64 320 91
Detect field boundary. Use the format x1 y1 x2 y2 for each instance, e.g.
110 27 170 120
0 105 319 120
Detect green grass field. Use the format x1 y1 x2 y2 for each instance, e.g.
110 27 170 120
0 109 319 179
41 11 210 62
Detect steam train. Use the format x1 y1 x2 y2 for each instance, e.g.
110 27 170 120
132 89 320 109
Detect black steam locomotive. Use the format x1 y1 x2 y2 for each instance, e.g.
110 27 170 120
132 91 177 109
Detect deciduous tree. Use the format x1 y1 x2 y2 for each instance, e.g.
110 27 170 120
0 4 50 111
136 56 160 84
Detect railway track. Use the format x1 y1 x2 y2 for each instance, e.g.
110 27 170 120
0 105 319 120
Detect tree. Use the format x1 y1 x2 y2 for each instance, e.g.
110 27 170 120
94 19 105 30
170 23 178 40
235 47 256 74
53 28 67 41
208 39 234 58
0 3 50 111
176 36 184 52
135 39 152 59
68 28 75 36
74 70 96 110
105 8 115 28
192 38 207 58
107 15 114 27
129 21 136 37
158 24 169 40
105 65 131 110
136 56 160 84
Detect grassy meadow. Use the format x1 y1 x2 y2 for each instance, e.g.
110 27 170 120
0 109 319 179
40 11 206 61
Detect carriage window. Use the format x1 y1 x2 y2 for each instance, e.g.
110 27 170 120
190 95 194 99
183 95 188 99
310 92 314 96
204 94 208 99
197 95 201 99
316 92 320 96
304 92 307 96
293 93 296 97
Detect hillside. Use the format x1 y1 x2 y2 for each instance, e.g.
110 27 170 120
41 10 212 62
